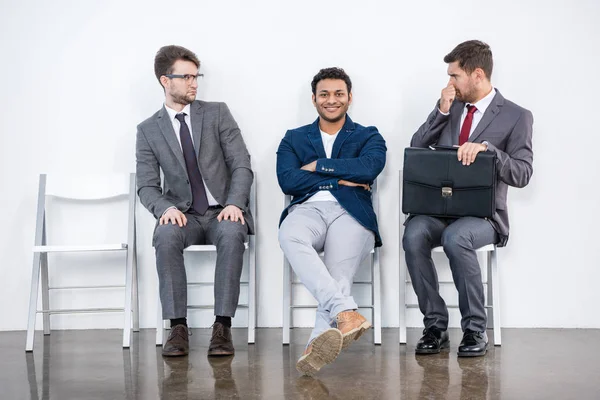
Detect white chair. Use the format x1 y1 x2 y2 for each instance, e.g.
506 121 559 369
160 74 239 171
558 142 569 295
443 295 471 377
156 178 257 346
398 169 501 345
282 180 382 345
26 173 139 351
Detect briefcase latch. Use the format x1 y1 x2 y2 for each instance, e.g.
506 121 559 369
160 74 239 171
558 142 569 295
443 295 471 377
442 187 453 197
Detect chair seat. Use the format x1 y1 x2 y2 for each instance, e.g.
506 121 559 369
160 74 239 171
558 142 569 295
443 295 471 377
432 244 495 253
184 242 249 252
33 244 127 253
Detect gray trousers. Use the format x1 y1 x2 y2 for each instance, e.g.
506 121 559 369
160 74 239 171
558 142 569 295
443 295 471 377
153 207 248 319
279 202 375 344
402 215 498 332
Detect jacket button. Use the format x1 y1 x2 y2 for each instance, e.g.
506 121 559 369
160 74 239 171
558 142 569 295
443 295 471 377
186 180 190 184
186 201 191 206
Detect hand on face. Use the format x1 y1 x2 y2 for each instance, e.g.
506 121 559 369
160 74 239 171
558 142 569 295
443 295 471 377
439 82 456 113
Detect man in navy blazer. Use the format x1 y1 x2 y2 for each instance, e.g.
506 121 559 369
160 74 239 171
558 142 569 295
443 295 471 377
277 67 386 376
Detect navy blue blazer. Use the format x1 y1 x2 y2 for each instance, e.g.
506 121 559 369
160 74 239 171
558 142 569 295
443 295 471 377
276 115 386 247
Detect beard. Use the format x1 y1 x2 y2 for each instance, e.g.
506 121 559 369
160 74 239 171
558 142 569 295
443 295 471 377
456 84 477 104
172 91 196 105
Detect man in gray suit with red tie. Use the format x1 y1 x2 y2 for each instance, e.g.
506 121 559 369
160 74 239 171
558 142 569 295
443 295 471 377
403 40 533 356
136 45 253 357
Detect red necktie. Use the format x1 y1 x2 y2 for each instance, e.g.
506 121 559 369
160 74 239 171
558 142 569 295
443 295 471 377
459 105 478 145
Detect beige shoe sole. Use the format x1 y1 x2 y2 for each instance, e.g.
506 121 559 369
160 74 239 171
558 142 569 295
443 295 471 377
341 320 372 350
296 328 343 376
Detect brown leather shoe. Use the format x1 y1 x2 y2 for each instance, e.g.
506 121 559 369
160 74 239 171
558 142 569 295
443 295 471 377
296 328 343 376
336 310 371 350
162 324 189 357
208 322 235 356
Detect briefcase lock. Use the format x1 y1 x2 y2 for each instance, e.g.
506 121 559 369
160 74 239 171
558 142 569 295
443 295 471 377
442 187 453 197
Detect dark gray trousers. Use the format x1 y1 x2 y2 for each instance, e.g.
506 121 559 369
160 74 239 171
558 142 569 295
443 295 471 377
153 207 248 320
403 215 498 332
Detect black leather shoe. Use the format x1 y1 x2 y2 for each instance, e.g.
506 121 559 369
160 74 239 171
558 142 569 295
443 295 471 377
416 327 449 354
208 322 235 356
458 329 488 357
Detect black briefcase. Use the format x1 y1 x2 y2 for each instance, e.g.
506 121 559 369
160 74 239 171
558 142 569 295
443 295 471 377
402 146 496 218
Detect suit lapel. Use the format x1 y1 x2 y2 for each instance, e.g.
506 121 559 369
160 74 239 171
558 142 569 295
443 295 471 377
157 107 186 172
308 118 327 158
450 101 464 145
470 90 504 142
190 101 204 159
331 115 355 159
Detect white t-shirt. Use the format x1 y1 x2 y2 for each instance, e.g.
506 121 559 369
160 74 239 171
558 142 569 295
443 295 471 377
305 129 339 203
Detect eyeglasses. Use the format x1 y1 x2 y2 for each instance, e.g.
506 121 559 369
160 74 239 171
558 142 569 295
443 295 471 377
164 73 204 84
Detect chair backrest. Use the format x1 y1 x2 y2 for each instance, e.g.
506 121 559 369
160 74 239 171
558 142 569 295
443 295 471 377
43 173 133 200
249 173 256 230
399 169 405 223
34 173 136 246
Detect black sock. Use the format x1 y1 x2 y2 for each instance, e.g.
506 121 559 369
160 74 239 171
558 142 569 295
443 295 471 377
215 316 231 328
170 317 187 328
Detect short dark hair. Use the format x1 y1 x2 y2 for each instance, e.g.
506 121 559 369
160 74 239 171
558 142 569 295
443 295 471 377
311 67 352 95
154 45 200 86
444 40 493 79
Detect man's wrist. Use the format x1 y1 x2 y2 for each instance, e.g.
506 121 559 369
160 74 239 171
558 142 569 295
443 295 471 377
161 206 176 217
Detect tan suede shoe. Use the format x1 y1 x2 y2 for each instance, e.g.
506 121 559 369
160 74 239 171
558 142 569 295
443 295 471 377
336 310 372 350
295 328 343 376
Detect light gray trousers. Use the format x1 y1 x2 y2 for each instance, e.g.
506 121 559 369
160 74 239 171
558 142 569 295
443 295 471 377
153 207 248 320
278 201 375 344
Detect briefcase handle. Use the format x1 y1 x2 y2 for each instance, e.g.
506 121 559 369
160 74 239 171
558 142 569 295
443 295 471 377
428 145 459 151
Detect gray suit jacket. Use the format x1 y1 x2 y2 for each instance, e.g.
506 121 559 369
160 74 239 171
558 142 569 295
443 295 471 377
410 89 533 246
136 100 254 234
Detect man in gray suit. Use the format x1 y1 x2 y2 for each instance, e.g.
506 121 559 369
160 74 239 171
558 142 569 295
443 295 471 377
404 40 533 357
136 45 253 357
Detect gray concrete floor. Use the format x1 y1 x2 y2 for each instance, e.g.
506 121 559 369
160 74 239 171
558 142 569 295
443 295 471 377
2 328 599 399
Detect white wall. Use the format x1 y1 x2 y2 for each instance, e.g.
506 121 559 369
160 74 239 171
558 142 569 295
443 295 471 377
1 0 599 332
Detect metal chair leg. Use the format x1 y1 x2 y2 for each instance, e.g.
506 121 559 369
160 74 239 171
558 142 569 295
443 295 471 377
26 252 42 352
373 249 382 345
248 236 256 344
282 256 291 345
490 248 501 346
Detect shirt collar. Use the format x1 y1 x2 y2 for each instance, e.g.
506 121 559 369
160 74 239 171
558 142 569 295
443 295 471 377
467 87 496 115
319 128 340 138
164 103 191 122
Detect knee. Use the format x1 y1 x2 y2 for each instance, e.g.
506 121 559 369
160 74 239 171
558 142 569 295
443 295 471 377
402 221 430 254
278 220 303 250
153 223 185 249
441 230 472 255
214 220 247 247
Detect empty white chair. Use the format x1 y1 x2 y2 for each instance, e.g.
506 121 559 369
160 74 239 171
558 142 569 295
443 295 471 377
282 180 382 345
26 173 139 351
398 169 501 345
156 178 257 345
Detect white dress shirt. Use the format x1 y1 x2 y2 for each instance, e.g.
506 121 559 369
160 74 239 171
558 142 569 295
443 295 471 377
460 87 496 138
164 103 219 209
305 129 340 203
